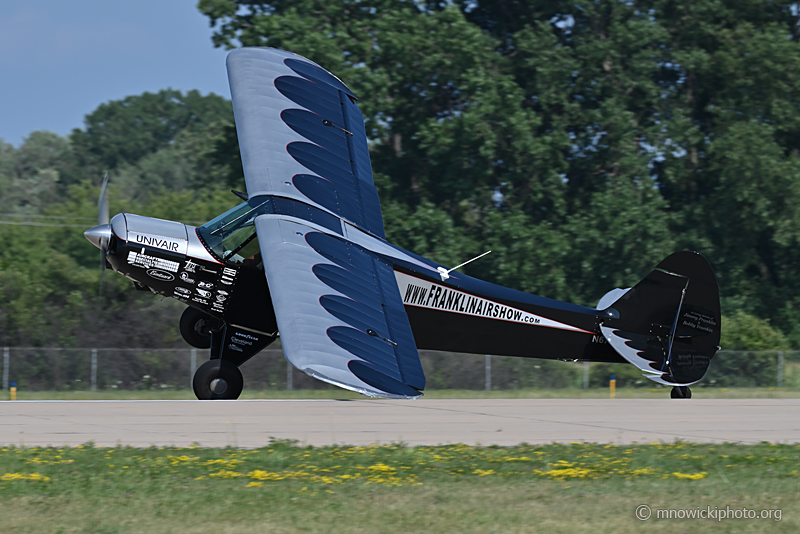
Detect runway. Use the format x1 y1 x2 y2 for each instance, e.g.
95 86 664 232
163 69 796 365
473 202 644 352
1 399 799 448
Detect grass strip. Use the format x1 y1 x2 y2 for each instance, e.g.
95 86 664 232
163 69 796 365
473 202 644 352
1 441 798 533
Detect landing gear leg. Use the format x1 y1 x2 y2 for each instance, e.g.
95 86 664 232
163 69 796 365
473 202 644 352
670 386 692 399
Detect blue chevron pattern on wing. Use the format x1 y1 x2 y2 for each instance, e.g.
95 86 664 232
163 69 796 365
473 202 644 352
284 58 356 98
327 326 401 380
275 76 342 118
319 295 379 333
227 48 385 238
306 231 425 390
314 265 380 305
280 109 347 151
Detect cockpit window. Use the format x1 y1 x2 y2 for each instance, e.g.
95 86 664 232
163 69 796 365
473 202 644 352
197 196 342 266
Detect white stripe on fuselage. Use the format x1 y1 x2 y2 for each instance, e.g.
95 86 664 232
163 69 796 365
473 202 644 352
394 271 593 333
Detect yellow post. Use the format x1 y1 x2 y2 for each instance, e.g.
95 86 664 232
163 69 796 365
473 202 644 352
10 381 16 401
609 375 616 399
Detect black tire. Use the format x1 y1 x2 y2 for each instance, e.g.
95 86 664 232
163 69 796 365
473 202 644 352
670 386 692 399
179 307 221 349
193 359 243 400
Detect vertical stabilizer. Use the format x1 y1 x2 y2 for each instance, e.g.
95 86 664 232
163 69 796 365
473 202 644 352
599 251 721 386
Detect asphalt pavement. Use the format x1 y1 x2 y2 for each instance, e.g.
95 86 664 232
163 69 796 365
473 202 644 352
2 398 799 447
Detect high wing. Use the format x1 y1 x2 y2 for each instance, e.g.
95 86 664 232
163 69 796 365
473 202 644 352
227 47 425 398
226 47 385 238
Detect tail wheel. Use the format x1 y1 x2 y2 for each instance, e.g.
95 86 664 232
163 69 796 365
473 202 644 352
193 359 243 400
179 306 221 349
670 386 692 399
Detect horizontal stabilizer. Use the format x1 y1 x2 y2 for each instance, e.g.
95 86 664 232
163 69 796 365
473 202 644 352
596 287 630 311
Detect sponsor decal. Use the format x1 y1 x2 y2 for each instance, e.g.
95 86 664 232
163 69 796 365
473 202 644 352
394 271 593 333
680 310 717 334
183 259 198 273
198 281 214 289
216 290 229 296
191 297 208 305
215 294 227 303
196 288 211 298
175 287 191 295
231 336 252 346
179 272 195 284
672 351 710 368
227 343 243 352
146 269 175 282
218 268 237 285
127 249 179 273
129 231 186 253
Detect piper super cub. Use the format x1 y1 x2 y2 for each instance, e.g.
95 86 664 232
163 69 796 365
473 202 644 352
84 47 721 401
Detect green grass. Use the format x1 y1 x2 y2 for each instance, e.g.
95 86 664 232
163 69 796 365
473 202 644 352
4 387 800 401
1 441 798 533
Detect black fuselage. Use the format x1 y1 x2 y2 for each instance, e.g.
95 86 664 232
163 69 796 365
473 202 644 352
105 210 624 366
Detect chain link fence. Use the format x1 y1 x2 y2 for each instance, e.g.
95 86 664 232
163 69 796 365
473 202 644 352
2 347 799 392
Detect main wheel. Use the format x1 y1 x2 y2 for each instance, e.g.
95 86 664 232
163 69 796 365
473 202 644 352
193 359 244 400
670 386 692 399
179 307 221 349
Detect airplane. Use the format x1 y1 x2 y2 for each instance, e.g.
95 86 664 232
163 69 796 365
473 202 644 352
84 47 721 401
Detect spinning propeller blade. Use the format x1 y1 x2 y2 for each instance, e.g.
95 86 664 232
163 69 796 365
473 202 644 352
98 172 109 226
97 173 109 296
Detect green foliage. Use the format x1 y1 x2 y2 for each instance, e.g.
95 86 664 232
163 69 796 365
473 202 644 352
721 311 791 352
69 89 232 173
0 175 239 348
195 0 800 336
704 351 779 388
3 0 800 358
0 132 70 214
703 311 788 387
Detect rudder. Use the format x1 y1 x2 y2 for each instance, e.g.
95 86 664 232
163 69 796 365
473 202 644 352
599 251 721 386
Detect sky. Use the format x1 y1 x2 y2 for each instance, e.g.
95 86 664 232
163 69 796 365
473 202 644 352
0 1 232 147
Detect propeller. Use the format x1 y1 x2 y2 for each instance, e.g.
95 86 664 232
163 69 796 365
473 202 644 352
98 172 109 296
99 172 109 225
83 173 112 296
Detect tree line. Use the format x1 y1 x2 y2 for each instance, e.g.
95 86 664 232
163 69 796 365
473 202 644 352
0 0 797 356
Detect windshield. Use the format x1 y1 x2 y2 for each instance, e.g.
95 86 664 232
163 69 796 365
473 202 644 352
197 196 342 266
197 200 262 266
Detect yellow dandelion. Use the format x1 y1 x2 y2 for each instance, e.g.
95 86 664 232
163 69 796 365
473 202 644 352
672 472 707 480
